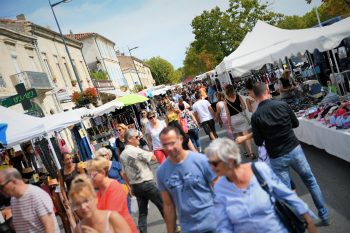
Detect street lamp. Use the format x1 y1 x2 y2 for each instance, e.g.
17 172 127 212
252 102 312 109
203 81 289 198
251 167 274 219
48 0 83 92
128 46 143 89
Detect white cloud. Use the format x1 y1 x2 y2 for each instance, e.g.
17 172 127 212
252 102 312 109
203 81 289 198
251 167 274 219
27 0 229 68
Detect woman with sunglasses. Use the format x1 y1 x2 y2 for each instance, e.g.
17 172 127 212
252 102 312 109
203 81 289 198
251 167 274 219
204 138 317 233
115 124 129 160
86 157 138 233
69 175 132 233
146 111 167 164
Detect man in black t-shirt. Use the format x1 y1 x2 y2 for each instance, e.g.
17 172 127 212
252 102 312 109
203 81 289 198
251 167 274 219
251 82 330 226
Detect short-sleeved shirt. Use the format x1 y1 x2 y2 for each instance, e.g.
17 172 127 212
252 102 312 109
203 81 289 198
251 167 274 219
146 120 167 150
192 99 213 123
120 145 154 184
11 185 60 233
157 151 217 233
97 180 137 233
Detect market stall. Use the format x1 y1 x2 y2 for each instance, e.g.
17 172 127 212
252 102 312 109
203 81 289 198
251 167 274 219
294 117 350 162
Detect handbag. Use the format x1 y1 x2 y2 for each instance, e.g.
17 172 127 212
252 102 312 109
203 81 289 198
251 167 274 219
225 97 251 125
251 163 307 233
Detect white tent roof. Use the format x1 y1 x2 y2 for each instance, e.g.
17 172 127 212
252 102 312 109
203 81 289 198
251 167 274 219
89 100 124 117
42 108 90 133
0 106 46 147
216 17 350 76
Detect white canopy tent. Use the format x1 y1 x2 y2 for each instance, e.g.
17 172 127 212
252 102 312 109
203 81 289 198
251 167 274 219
216 17 350 77
0 106 46 147
89 100 124 117
42 107 90 133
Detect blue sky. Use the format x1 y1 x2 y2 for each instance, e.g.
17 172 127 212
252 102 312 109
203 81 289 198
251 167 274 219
0 0 322 68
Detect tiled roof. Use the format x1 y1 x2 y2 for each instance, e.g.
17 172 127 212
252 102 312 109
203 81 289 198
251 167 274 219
65 33 94 41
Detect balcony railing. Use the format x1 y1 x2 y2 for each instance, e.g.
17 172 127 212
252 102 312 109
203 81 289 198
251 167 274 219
10 71 53 91
92 79 115 91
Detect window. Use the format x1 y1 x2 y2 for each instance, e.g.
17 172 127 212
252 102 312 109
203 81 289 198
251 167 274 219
72 59 81 83
42 53 53 79
80 61 90 79
53 55 67 86
62 57 73 81
29 56 38 71
11 55 21 74
0 74 6 87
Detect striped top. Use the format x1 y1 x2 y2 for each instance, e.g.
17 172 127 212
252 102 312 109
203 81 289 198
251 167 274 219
11 185 60 233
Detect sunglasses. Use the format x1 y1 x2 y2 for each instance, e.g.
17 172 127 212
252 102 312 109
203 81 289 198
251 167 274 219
148 115 156 120
117 129 123 132
208 160 222 167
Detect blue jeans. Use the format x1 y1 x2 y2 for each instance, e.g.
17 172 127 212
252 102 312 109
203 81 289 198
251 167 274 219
187 128 201 148
270 145 329 221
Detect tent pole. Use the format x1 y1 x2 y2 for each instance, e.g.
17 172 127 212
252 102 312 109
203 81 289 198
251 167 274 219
331 50 341 73
46 134 61 170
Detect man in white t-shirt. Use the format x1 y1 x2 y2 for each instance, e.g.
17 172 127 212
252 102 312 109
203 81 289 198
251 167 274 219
0 168 60 233
192 92 218 140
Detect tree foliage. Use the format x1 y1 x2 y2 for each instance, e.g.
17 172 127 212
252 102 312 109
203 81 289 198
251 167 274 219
183 0 284 77
144 56 177 85
278 0 350 29
183 0 350 77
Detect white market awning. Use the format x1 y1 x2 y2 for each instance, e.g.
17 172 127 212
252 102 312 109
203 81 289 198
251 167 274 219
89 100 124 117
216 17 350 76
0 106 46 147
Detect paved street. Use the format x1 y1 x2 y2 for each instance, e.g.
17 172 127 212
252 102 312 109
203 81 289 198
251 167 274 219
134 126 350 233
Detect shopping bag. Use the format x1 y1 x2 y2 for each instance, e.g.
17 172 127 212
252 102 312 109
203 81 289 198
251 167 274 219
130 196 138 214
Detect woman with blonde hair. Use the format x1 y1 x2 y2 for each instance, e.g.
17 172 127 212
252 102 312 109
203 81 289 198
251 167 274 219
69 175 132 233
115 124 129 159
86 157 137 233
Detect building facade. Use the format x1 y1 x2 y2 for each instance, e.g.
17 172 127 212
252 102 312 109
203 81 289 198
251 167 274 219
0 16 95 150
117 55 155 89
66 33 128 91
0 17 94 113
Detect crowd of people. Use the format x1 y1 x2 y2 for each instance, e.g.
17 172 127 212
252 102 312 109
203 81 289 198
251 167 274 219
0 79 330 233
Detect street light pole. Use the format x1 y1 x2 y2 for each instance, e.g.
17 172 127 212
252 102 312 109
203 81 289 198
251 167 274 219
128 46 143 89
49 0 83 92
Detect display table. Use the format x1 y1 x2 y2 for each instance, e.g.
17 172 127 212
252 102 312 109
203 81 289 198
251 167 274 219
294 118 350 163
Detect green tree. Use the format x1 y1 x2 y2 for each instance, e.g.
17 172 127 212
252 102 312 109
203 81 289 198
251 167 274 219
184 0 284 77
279 0 350 29
171 68 184 84
144 56 176 85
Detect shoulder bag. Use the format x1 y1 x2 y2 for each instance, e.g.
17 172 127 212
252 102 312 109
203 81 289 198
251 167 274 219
251 163 307 233
225 97 251 125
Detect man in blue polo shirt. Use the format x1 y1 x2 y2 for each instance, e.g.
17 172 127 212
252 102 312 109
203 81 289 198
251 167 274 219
157 126 217 233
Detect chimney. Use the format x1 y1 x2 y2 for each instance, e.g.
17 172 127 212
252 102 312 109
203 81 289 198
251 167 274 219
16 14 26 21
